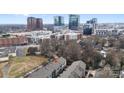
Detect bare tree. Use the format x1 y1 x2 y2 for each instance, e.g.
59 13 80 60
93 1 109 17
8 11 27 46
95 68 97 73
63 40 82 65
82 44 103 69
106 51 121 70
27 47 38 55
114 40 120 49
119 38 124 49
56 40 66 57
40 39 51 57
108 38 116 47
120 56 124 70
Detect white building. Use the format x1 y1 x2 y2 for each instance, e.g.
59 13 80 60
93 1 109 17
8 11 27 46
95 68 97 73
54 26 65 32
9 30 52 37
95 28 123 37
0 47 18 62
54 32 82 41
9 30 52 44
95 29 109 37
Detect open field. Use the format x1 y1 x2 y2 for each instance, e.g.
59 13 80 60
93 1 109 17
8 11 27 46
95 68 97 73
0 56 48 78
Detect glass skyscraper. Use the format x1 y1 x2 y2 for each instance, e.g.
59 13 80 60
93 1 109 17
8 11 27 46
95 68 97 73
54 16 64 26
83 18 97 35
69 14 80 30
83 24 93 35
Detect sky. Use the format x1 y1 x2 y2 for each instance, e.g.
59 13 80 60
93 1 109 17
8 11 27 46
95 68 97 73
0 14 124 24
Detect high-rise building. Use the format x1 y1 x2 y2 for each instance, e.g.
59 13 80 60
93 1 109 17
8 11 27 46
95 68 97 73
87 18 97 24
83 24 93 35
83 18 97 35
36 18 43 30
54 16 64 32
92 18 97 24
27 17 43 31
54 16 64 26
27 17 37 31
92 18 97 35
69 14 80 30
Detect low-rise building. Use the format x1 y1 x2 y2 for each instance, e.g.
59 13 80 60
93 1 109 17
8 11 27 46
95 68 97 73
95 28 122 37
95 29 109 37
26 57 66 78
0 47 17 62
9 30 52 44
0 35 28 47
64 32 82 40
59 61 86 78
0 47 9 62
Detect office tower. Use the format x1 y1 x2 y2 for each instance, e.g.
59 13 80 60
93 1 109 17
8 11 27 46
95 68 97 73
27 17 37 31
54 16 64 26
92 18 97 24
36 18 43 30
90 18 97 34
83 18 97 35
69 14 80 30
27 17 43 31
83 24 93 35
87 18 97 24
54 16 64 32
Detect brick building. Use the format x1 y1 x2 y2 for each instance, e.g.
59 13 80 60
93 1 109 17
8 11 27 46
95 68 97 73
0 36 28 47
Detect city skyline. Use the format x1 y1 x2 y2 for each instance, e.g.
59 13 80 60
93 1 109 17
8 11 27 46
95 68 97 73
0 14 124 24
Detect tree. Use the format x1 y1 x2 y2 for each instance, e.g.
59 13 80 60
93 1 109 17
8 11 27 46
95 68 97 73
114 40 120 49
82 45 94 64
40 39 64 58
120 56 124 70
105 51 121 70
101 39 107 47
50 38 60 53
63 40 82 65
40 39 52 57
119 38 124 49
108 38 116 47
92 52 103 69
81 44 103 69
27 47 38 55
56 40 66 57
93 36 100 45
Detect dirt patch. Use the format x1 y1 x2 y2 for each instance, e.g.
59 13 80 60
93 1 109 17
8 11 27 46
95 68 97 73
0 56 47 78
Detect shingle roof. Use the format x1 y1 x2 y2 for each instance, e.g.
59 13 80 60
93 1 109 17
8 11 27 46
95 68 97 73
59 61 86 78
27 57 66 78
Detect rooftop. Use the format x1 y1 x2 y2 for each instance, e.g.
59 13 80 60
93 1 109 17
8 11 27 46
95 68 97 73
27 57 66 78
59 61 86 78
